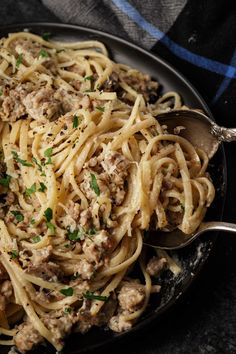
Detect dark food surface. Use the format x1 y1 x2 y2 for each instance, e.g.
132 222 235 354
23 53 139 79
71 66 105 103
1 1 236 354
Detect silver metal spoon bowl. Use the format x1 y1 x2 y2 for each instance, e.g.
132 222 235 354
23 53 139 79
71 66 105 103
144 109 236 249
144 222 236 250
157 109 236 159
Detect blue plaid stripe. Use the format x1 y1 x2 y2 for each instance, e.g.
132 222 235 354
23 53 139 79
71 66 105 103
212 48 236 104
112 0 236 80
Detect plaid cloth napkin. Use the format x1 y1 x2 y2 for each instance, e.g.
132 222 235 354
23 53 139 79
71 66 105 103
42 0 236 127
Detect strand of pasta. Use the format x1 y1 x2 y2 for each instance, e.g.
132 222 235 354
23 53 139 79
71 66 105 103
99 231 142 277
4 32 108 56
90 269 127 316
0 252 61 350
123 253 152 322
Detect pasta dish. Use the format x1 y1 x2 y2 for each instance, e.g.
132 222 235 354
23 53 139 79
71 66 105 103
0 32 215 353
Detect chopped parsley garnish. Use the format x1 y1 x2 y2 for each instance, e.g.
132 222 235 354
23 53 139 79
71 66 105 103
44 207 53 222
42 32 51 41
44 208 55 234
12 151 33 167
16 54 23 68
30 218 35 225
96 106 105 112
9 249 18 260
0 174 11 187
46 222 56 234
32 157 44 173
72 115 80 128
64 307 72 314
84 75 94 81
25 183 36 197
0 89 3 96
83 291 108 302
84 89 95 93
66 228 84 241
180 204 185 211
32 235 41 243
11 211 24 222
44 147 53 165
90 173 100 196
38 182 47 193
88 227 96 235
38 49 49 58
60 287 74 297
64 243 70 248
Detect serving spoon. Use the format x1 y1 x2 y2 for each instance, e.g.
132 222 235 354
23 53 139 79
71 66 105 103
155 109 236 159
144 222 236 250
144 109 236 250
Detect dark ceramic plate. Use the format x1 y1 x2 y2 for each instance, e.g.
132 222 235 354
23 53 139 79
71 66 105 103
0 23 227 354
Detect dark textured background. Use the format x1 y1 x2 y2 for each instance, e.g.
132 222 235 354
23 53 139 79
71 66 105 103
1 1 236 353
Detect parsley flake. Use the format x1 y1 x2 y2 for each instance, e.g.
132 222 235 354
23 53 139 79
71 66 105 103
42 32 51 41
88 227 96 235
16 54 23 68
84 75 94 81
0 174 11 187
32 157 43 172
60 287 74 297
64 307 72 314
83 291 108 302
46 222 56 234
11 211 24 222
90 173 100 196
38 49 49 58
84 89 95 93
44 147 53 165
44 207 52 222
12 151 33 167
96 106 105 112
66 228 84 241
9 249 18 260
72 115 80 128
25 183 36 197
32 236 41 243
38 182 47 193
30 218 35 225
0 90 3 96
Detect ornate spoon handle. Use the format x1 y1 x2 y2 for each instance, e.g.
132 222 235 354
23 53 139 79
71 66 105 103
211 124 236 142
